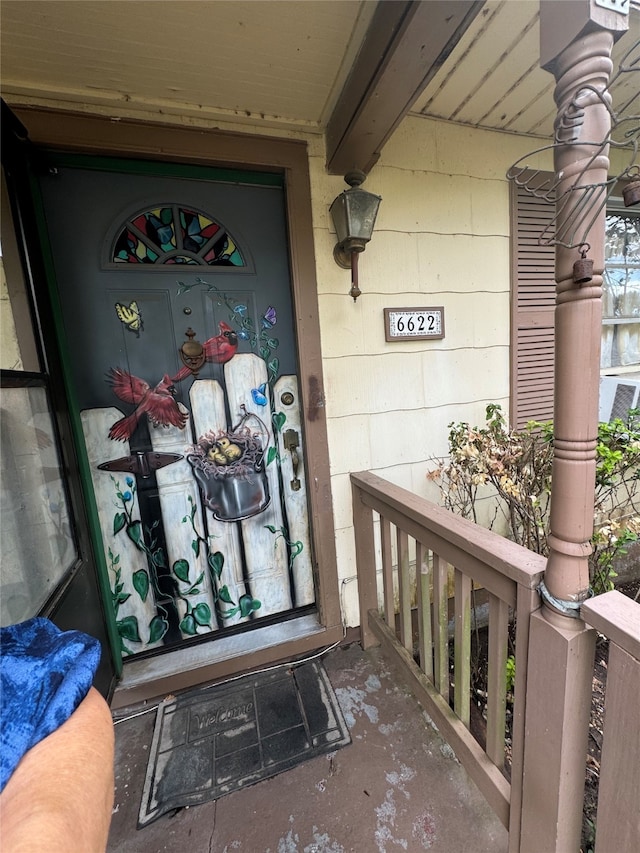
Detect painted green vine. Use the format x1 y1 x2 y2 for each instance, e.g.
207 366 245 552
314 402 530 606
183 494 261 621
108 477 262 653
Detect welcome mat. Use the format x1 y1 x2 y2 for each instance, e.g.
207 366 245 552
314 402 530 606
138 659 350 827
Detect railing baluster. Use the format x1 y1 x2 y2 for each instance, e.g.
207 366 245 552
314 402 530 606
415 541 433 680
379 515 395 629
508 584 540 853
351 481 379 649
454 569 471 727
433 554 449 700
486 593 508 768
397 528 412 651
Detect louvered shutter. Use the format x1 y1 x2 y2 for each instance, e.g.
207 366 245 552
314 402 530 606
510 171 556 429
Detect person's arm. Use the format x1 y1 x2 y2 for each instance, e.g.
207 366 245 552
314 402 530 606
0 687 115 853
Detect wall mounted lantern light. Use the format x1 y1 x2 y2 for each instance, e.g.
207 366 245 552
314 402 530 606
329 170 382 301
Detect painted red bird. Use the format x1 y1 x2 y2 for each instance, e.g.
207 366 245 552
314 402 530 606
107 369 188 441
172 321 238 383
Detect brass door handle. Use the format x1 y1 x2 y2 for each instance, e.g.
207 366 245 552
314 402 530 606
283 428 301 491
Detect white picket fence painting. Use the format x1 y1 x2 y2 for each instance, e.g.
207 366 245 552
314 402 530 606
82 354 315 657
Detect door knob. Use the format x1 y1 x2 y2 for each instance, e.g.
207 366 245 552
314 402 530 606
178 327 206 377
283 428 301 491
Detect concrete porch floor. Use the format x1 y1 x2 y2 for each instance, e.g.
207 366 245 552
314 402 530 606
108 643 508 853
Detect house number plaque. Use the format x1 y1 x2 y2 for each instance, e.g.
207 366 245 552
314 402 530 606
384 307 445 342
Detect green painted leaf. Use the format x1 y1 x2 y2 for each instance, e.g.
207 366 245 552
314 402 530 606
218 585 235 604
113 512 127 535
152 549 166 569
193 572 204 587
266 446 278 466
132 569 149 601
148 615 169 643
116 615 141 642
126 520 144 548
208 551 224 579
272 411 286 432
192 539 200 557
180 614 197 635
268 357 280 379
193 602 212 627
173 559 190 582
220 606 240 619
116 592 131 605
238 595 262 617
187 588 200 595
260 346 270 359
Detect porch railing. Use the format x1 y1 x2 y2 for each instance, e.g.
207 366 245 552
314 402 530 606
351 471 545 852
581 590 640 853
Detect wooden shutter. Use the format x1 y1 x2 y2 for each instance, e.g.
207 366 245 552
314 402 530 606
510 172 556 429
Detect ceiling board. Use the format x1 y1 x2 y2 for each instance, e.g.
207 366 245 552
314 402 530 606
1 0 637 148
0 0 372 129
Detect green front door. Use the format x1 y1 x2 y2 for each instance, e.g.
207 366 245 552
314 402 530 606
37 156 316 661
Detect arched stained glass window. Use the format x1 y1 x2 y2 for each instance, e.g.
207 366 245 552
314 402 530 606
111 205 245 266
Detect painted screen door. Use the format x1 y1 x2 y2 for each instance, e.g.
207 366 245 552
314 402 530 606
37 158 315 659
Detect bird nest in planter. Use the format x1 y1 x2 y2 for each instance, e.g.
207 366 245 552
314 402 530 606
187 427 265 481
186 407 272 522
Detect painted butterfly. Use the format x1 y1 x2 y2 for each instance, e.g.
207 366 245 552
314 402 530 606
251 383 268 406
261 306 277 329
115 301 143 337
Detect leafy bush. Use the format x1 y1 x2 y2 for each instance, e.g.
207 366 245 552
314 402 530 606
427 404 640 594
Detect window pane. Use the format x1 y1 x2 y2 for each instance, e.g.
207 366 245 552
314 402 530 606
1 168 40 372
0 383 77 625
601 212 640 370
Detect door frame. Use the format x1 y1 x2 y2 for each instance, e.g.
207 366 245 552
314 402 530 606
1 103 120 697
16 106 342 702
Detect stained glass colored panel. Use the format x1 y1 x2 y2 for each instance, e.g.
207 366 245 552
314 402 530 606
180 208 220 252
132 207 177 252
202 233 243 266
113 228 159 264
111 205 245 266
165 256 200 265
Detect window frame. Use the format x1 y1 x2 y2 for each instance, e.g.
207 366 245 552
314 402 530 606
600 199 640 375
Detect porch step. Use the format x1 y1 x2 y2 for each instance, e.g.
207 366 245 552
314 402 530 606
111 614 332 710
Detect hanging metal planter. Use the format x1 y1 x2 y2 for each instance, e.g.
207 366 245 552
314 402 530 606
187 408 271 522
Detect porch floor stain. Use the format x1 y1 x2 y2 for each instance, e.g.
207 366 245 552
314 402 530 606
109 644 508 852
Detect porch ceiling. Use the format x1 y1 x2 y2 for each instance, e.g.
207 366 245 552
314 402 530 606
1 1 638 166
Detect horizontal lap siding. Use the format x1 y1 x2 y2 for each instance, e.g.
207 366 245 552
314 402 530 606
511 173 556 428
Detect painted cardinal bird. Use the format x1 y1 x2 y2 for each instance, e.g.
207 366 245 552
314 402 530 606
107 369 188 441
172 321 238 383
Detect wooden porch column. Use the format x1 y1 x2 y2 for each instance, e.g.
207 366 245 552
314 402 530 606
520 3 629 851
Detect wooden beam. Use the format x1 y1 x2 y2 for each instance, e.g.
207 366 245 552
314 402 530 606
326 0 484 176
